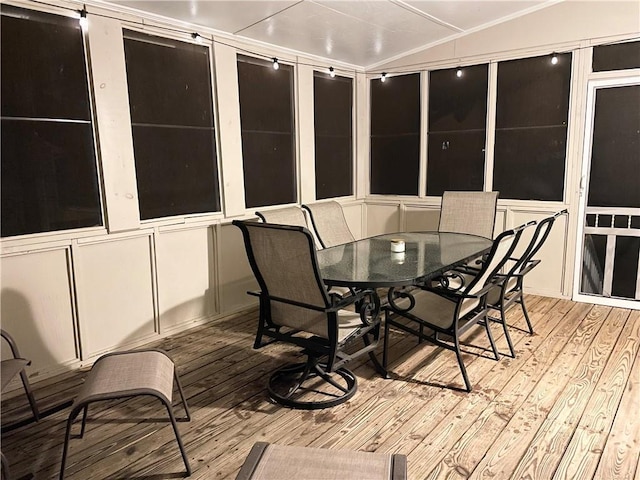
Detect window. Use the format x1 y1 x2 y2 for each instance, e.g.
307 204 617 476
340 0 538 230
427 65 488 196
493 53 572 201
593 41 640 72
370 73 421 195
237 55 296 208
1 6 102 237
123 30 220 220
314 72 353 199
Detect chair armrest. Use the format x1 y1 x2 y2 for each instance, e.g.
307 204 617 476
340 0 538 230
0 329 21 359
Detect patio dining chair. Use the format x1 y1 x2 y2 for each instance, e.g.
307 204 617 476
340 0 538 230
302 201 355 248
438 191 499 239
384 224 525 392
233 220 383 409
485 209 568 336
256 205 324 253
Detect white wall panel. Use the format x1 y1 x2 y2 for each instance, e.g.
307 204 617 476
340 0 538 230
0 249 77 375
75 235 156 357
366 203 401 236
156 227 218 331
218 224 258 314
404 205 440 232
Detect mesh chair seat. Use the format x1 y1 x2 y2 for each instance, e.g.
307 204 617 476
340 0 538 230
59 349 191 479
236 442 407 480
1 358 30 391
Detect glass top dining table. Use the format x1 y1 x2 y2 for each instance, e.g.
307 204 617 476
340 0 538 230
316 232 493 288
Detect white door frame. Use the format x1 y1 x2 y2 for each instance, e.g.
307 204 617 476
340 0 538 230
573 74 640 309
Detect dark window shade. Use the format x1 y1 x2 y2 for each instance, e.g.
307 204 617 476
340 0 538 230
238 55 296 208
427 131 486 196
314 72 353 199
429 65 488 132
427 65 488 195
496 53 571 128
370 73 421 195
588 85 640 208
493 126 567 201
493 53 572 201
1 5 91 120
593 41 640 72
1 6 101 237
370 135 421 195
124 30 220 220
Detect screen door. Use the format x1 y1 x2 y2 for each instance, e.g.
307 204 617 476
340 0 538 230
575 77 640 308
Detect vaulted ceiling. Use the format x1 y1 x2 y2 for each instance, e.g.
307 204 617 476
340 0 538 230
109 0 561 68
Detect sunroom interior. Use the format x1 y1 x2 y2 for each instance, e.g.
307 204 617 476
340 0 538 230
1 0 639 477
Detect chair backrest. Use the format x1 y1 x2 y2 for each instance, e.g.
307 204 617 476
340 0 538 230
255 206 308 227
438 191 499 239
255 206 323 250
302 201 355 248
233 221 332 339
458 224 524 316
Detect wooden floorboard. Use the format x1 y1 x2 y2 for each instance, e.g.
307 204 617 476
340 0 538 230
2 295 639 480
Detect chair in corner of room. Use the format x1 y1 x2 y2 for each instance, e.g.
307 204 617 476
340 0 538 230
255 205 323 250
302 201 355 248
236 442 407 480
384 224 525 392
438 191 499 239
485 209 568 338
232 220 384 409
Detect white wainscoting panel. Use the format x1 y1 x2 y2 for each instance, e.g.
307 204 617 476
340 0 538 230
0 248 78 376
75 235 156 358
156 226 218 331
404 205 440 232
366 203 401 236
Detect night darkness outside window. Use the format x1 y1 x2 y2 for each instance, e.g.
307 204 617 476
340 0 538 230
314 72 353 199
123 30 220 220
593 41 640 72
1 6 102 237
237 55 296 208
427 65 488 196
370 73 421 195
493 53 572 201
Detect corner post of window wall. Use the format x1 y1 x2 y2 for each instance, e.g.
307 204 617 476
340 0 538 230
355 72 370 200
298 63 316 204
484 61 498 194
213 42 246 217
87 14 141 232
418 70 428 198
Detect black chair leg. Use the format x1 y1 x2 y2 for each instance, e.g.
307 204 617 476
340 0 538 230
59 406 81 480
453 335 472 392
165 403 191 476
483 317 499 360
519 294 534 334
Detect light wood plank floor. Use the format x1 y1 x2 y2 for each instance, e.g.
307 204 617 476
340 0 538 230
2 295 639 479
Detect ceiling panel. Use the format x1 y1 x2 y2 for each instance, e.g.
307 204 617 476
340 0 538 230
404 1 546 30
108 0 560 67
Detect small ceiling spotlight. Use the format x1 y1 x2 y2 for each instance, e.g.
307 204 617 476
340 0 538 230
329 66 336 78
381 72 387 82
456 67 463 78
551 53 559 65
272 58 280 70
191 33 203 44
79 8 88 31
